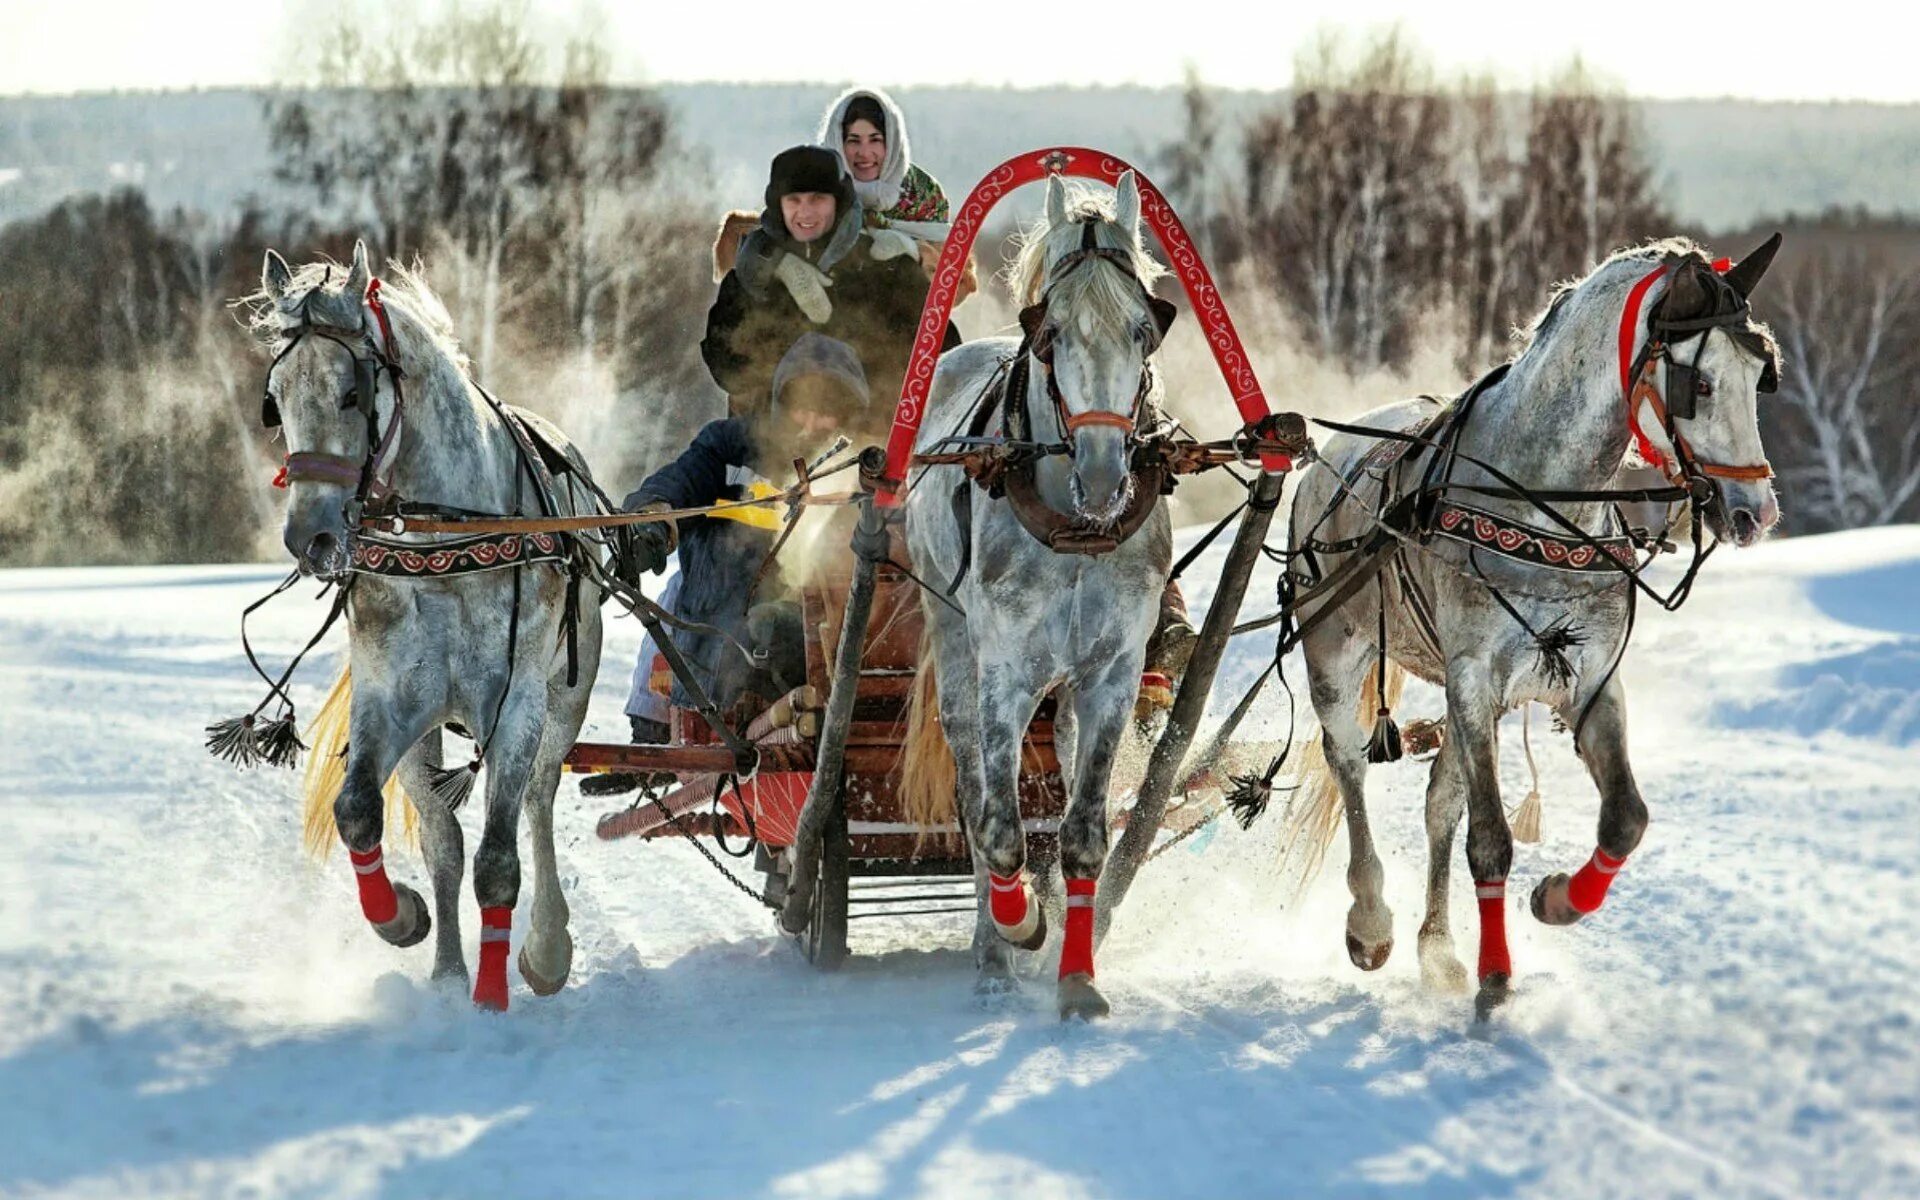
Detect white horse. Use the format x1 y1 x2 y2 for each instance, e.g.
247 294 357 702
257 243 604 1010
906 173 1176 1019
1283 236 1782 1016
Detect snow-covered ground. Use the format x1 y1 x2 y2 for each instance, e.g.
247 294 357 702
2 527 1917 1199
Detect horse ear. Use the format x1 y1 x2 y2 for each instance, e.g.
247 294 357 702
1112 171 1141 238
345 239 371 297
262 250 292 300
1019 302 1048 343
1663 259 1713 322
1724 231 1783 299
1044 174 1070 228
1149 296 1178 342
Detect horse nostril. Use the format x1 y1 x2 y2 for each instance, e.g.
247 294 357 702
305 530 339 567
1731 510 1757 544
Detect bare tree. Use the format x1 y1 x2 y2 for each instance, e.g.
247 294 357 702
1768 251 1920 530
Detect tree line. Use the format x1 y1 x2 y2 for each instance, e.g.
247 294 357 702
1 15 1915 565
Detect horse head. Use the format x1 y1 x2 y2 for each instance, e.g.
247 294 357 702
1016 170 1176 521
1643 234 1784 547
257 240 399 579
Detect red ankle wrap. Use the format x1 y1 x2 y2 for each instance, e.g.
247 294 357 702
988 871 1029 929
1568 847 1627 914
1059 878 1096 979
1475 879 1510 980
474 905 512 1012
348 846 398 925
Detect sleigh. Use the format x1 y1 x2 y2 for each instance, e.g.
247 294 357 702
569 521 1069 968
568 146 1306 970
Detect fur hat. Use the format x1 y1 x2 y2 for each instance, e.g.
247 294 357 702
765 145 853 211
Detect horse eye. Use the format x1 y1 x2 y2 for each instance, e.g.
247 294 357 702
1694 376 1713 398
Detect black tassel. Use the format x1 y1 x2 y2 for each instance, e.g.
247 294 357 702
428 759 481 811
205 713 263 766
1227 758 1287 830
1534 620 1588 689
255 712 306 769
1366 707 1403 764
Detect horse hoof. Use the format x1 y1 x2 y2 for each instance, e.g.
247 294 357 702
1530 874 1584 926
518 932 572 997
1346 932 1393 972
1418 949 1470 995
974 967 1018 998
1474 972 1512 1023
373 883 430 948
1058 973 1110 1022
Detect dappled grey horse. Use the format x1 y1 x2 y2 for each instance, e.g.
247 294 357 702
259 243 603 1010
1285 236 1783 1017
906 172 1177 1019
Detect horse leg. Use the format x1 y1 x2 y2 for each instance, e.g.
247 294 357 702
976 661 1046 958
338 695 432 949
395 729 468 984
1534 676 1646 926
1056 660 1133 1021
518 674 594 997
1445 663 1513 1017
1416 729 1470 993
469 689 546 1012
1305 630 1393 971
927 615 1013 989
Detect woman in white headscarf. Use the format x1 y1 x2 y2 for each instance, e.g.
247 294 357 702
817 85 977 304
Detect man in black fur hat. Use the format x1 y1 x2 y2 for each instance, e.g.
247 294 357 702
700 144 956 417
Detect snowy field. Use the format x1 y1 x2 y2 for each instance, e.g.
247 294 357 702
2 526 1917 1199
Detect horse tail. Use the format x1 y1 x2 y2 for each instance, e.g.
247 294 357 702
898 631 958 850
299 666 418 860
1276 662 1405 896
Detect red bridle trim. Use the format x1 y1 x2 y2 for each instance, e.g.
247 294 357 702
364 276 397 359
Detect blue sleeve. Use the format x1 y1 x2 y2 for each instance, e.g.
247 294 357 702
623 419 753 512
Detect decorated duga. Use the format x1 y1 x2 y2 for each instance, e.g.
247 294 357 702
210 134 1784 1025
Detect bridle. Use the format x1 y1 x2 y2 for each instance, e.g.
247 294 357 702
1014 218 1177 452
1619 257 1778 492
262 275 406 522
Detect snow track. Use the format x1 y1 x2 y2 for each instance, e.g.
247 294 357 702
2 530 1917 1198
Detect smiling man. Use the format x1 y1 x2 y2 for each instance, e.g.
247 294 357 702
699 144 957 421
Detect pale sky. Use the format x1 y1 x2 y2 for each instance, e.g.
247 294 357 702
1 0 1913 101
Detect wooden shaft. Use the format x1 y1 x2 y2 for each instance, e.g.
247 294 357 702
1098 468 1287 925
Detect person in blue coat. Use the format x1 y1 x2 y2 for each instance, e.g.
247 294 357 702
584 335 871 796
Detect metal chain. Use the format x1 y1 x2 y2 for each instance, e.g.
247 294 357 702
642 789 782 912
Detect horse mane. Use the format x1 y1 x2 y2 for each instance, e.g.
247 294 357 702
1007 183 1169 338
241 256 471 378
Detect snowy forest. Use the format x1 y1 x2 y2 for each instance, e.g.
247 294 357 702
2 6 1917 565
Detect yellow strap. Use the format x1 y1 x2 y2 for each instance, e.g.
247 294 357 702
706 480 784 531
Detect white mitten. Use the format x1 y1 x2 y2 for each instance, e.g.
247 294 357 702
868 228 919 262
773 253 833 324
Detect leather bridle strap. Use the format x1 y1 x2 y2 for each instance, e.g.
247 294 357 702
1061 409 1138 434
1627 350 1774 482
283 452 363 487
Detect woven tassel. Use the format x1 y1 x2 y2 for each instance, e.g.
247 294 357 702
1509 789 1543 843
428 759 481 811
205 713 263 766
254 711 306 769
1534 620 1587 689
1226 758 1285 830
1365 707 1403 764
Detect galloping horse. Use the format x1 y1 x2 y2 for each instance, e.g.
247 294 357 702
257 243 604 1010
906 172 1176 1019
1285 236 1783 1016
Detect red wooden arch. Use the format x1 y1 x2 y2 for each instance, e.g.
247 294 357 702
878 146 1287 504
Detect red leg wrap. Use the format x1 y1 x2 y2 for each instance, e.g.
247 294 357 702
988 871 1029 929
348 846 398 925
1059 878 1096 979
1475 879 1511 980
473 906 512 1012
1567 847 1627 914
